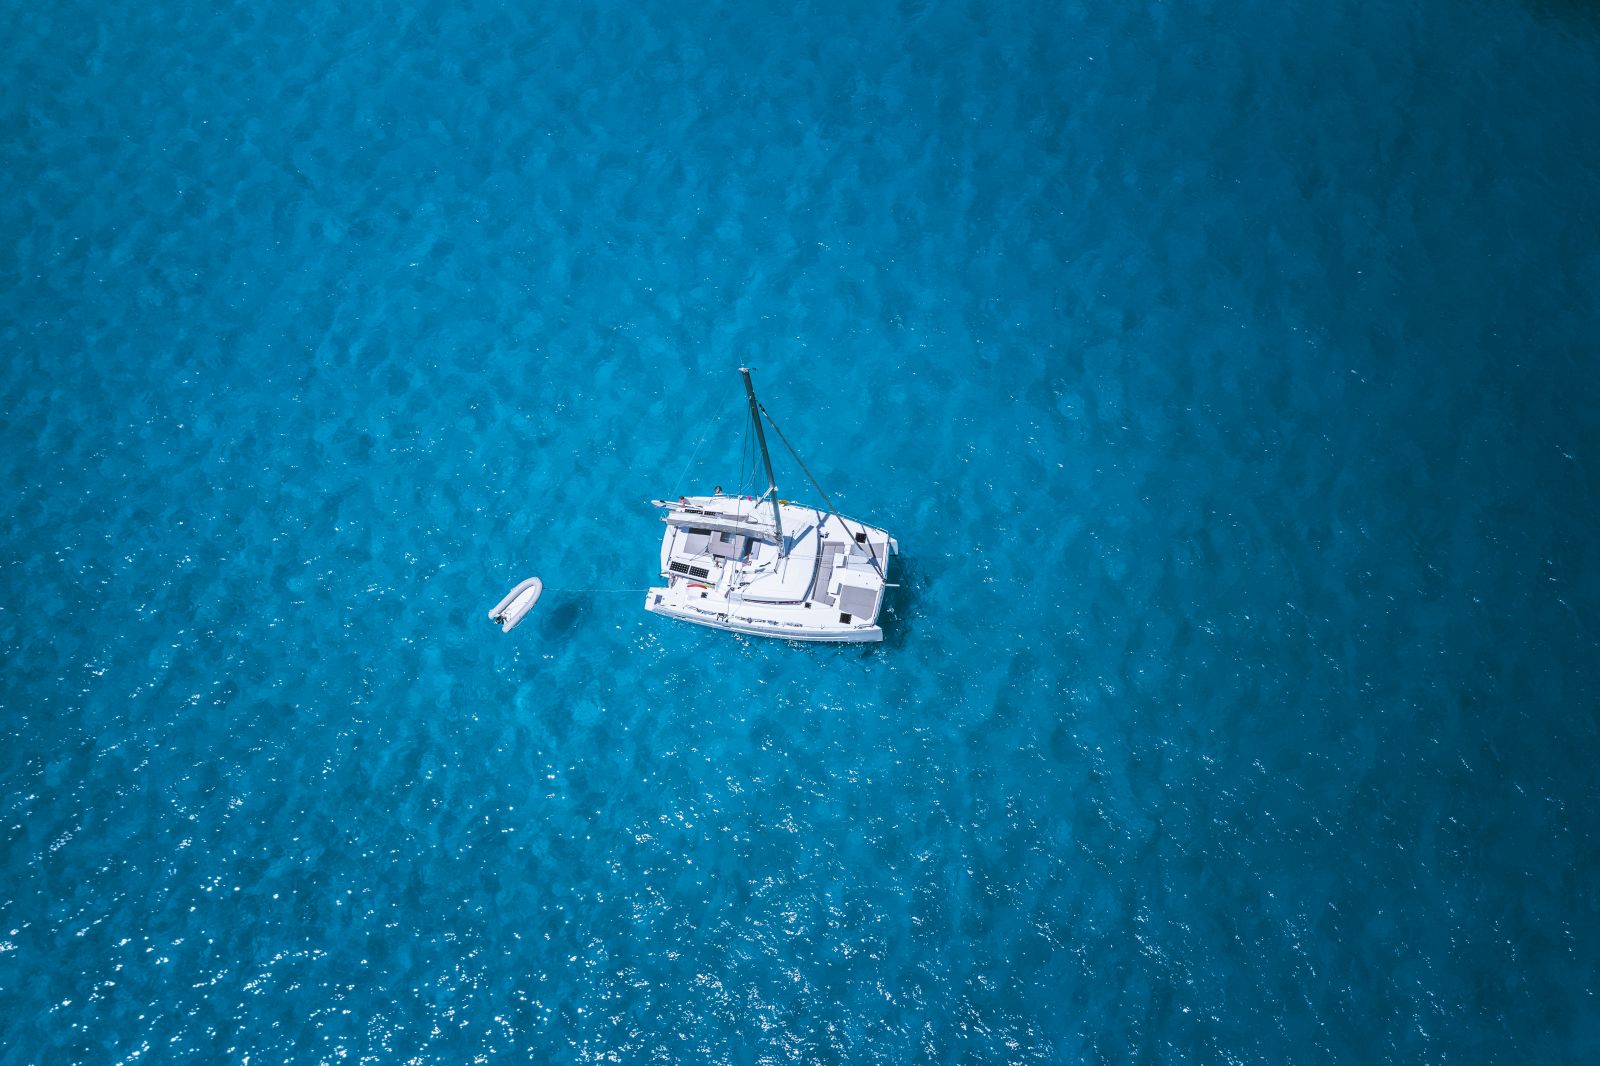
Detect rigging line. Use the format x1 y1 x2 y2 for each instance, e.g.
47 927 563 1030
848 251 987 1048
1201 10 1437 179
758 403 885 579
670 391 731 500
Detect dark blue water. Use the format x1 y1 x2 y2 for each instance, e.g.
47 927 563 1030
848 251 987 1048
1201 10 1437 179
4 0 1598 1060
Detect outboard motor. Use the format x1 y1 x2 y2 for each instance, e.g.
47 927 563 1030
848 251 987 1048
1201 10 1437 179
488 577 543 632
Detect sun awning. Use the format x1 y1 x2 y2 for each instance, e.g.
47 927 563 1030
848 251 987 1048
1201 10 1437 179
663 511 780 543
837 583 879 619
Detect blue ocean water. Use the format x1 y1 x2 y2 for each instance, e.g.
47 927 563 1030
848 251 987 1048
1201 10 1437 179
4 0 1599 1060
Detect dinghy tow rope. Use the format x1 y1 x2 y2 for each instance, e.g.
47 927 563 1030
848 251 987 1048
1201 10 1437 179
488 579 645 633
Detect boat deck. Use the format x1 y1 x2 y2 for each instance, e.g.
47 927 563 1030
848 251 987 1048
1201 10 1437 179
645 494 896 642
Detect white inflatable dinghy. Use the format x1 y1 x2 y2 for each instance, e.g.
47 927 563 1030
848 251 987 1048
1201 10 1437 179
488 577 543 632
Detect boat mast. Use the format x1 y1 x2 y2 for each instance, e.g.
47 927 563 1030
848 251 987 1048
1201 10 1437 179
739 367 785 554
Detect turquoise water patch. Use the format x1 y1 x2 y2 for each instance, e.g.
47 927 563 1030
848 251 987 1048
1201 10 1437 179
3 0 1598 1059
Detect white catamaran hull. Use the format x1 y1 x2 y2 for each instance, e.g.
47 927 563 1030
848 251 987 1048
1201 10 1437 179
644 494 898 644
644 594 886 642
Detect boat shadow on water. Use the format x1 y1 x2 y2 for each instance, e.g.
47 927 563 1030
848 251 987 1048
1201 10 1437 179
535 598 584 637
877 552 923 652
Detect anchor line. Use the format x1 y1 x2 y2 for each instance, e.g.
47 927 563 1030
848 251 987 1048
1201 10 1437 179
670 391 734 500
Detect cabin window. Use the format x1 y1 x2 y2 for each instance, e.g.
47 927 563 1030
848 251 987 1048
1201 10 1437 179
839 612 852 624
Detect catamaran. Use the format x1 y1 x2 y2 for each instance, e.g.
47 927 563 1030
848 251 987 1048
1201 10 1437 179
644 368 898 642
